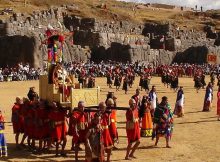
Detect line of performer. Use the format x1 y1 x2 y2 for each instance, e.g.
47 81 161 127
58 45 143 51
9 86 178 161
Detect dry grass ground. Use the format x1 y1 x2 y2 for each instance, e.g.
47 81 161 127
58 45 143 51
0 76 220 162
0 0 220 31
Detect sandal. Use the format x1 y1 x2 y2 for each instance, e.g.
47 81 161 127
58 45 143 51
60 153 68 157
129 154 137 159
125 156 132 160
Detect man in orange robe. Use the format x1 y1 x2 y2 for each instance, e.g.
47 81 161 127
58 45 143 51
106 98 119 149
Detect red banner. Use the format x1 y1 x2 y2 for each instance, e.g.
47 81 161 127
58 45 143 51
207 54 217 63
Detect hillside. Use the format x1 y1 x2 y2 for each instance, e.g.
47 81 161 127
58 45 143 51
0 0 220 31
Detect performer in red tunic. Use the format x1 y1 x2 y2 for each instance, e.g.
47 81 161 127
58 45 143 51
20 98 29 147
71 101 89 161
48 102 67 156
26 100 37 150
99 102 113 162
11 97 25 148
125 99 140 160
35 100 50 153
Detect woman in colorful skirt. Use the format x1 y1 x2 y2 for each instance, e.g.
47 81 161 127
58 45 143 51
139 96 153 137
217 87 220 121
0 110 7 157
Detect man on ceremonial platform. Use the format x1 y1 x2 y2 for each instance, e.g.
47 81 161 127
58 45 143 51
52 63 73 102
125 99 140 160
42 25 69 64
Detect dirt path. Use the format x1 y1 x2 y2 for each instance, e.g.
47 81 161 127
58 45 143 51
1 76 220 162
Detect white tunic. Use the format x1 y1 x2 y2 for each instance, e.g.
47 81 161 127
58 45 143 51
151 92 157 109
176 94 184 107
207 88 212 101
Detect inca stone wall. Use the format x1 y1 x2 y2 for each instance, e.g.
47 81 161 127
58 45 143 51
0 6 220 67
0 7 90 67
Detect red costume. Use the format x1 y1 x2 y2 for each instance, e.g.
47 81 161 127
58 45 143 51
101 112 113 149
24 101 38 139
108 109 118 143
48 110 67 142
35 108 50 139
71 110 88 144
26 104 36 139
126 108 140 143
21 102 29 136
12 103 24 134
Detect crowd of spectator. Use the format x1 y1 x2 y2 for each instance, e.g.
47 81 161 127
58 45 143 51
0 61 220 82
0 63 42 82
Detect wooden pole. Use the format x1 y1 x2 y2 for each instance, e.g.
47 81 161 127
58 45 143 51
24 0 27 7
